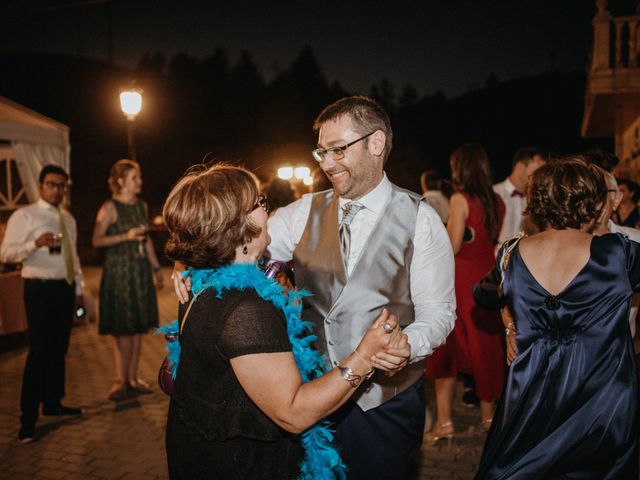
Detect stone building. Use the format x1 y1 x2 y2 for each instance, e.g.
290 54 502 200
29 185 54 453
582 0 640 179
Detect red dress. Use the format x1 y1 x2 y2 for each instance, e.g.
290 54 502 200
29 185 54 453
426 193 506 401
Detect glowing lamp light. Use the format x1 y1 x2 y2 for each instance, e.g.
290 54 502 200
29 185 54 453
294 166 311 180
120 91 142 118
302 176 313 186
277 166 294 180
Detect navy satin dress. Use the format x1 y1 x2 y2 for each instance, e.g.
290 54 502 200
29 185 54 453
476 233 640 480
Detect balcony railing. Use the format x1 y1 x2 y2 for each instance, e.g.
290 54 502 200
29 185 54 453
610 16 640 69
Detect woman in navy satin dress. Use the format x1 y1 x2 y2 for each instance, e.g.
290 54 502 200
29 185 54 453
476 158 640 479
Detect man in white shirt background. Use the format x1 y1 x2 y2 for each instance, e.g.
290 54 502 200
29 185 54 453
267 96 455 479
420 169 450 224
0 165 84 443
493 147 546 246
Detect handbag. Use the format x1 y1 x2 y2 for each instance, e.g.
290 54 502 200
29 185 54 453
158 296 197 395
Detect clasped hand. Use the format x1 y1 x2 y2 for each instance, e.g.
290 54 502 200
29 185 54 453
173 264 412 376
357 309 411 377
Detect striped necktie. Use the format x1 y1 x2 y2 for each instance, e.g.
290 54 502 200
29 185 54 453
339 201 364 272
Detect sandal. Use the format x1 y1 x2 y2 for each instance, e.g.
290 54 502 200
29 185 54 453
108 382 128 401
424 421 455 448
127 379 153 394
480 418 493 432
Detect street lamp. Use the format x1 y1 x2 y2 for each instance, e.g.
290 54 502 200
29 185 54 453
277 166 294 180
277 165 313 193
119 89 142 161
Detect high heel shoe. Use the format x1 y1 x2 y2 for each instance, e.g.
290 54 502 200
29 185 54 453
424 421 455 448
108 381 128 401
480 418 493 432
127 379 153 395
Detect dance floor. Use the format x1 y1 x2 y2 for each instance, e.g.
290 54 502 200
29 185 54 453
0 266 517 479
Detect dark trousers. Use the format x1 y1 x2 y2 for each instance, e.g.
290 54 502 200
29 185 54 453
20 279 74 426
333 378 426 480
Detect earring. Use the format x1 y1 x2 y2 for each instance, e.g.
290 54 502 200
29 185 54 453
242 245 248 254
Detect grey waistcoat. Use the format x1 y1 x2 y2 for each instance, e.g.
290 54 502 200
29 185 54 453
293 184 426 411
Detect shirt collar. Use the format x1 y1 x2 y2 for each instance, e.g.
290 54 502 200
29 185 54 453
503 177 517 194
338 173 391 215
37 198 58 210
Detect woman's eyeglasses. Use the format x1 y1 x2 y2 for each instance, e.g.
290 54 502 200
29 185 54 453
253 195 271 213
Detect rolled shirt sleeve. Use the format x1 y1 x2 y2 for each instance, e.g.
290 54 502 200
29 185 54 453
405 202 456 361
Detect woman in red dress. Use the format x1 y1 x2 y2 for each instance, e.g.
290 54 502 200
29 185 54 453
426 143 505 445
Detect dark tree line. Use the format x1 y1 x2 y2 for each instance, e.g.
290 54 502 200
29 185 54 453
0 47 609 262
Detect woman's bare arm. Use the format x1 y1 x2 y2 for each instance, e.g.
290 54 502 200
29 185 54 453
230 310 401 433
92 200 146 248
447 193 468 255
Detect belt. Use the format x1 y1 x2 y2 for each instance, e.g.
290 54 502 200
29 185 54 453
24 278 72 284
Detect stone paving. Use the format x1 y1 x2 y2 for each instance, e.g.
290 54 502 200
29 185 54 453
0 267 488 480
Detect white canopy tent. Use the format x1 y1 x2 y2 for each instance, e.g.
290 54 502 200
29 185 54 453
0 97 70 212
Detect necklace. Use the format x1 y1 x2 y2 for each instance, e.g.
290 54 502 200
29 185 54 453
158 263 346 480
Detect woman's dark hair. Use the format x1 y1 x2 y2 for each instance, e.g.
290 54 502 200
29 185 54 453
163 164 262 268
420 169 441 193
266 177 296 211
525 156 607 231
450 143 500 244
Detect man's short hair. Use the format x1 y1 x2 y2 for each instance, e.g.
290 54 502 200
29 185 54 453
38 165 69 183
512 146 545 169
617 178 640 202
313 95 393 163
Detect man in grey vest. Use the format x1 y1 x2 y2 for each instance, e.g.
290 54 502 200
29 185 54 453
268 96 455 479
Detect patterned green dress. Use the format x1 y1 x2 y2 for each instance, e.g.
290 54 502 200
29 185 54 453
98 199 159 336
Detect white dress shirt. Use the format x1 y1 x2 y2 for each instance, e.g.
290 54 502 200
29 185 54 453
494 177 527 247
1 199 83 295
268 174 456 360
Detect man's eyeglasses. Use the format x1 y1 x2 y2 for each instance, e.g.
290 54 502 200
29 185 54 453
43 181 68 191
253 195 270 213
311 131 376 162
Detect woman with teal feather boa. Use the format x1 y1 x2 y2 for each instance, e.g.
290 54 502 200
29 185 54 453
161 164 403 479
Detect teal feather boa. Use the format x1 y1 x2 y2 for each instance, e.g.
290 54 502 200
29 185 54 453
157 263 347 480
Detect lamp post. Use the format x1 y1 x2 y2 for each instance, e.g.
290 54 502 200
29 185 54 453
119 89 142 161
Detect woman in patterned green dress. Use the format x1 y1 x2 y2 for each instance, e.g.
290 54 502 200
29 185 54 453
92 159 164 400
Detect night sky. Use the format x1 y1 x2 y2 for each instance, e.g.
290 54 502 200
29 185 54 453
1 0 597 97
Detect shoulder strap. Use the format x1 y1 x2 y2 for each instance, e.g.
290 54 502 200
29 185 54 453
179 294 198 335
498 235 524 294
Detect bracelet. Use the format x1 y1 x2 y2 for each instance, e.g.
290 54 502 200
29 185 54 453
353 349 375 380
337 365 363 388
505 321 514 336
